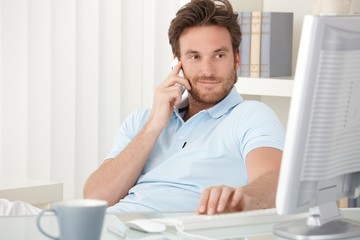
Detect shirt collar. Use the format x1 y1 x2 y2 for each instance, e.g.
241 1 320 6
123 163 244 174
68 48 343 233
174 86 243 119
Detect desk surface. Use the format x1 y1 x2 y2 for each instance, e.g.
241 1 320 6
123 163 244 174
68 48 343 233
0 208 359 240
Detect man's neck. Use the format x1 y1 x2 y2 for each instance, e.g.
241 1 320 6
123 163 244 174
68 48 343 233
182 99 215 122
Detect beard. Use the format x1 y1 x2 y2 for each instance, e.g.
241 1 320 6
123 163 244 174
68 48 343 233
188 66 238 105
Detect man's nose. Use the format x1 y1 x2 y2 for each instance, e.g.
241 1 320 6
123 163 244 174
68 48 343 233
199 58 215 76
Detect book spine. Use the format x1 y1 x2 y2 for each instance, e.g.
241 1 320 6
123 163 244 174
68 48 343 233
260 12 271 78
238 12 252 77
250 11 261 78
348 197 357 208
260 12 293 78
338 197 349 208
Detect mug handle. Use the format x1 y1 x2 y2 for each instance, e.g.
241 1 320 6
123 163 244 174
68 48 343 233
36 208 59 240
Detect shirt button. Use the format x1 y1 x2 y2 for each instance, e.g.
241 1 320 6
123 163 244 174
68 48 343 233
179 135 185 140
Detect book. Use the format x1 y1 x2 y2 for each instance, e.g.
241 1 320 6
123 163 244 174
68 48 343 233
249 11 262 78
338 197 349 208
260 12 293 78
348 197 357 208
237 12 252 77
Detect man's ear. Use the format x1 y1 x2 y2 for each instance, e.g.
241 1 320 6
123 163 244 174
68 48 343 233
235 52 240 70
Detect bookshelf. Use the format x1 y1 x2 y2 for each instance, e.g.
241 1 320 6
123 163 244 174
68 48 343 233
230 0 314 126
236 77 293 127
235 77 293 97
232 1 360 209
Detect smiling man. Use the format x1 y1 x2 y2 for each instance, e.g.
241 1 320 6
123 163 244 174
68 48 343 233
179 25 237 121
84 0 284 215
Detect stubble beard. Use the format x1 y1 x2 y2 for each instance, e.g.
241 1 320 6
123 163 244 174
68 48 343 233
189 67 238 105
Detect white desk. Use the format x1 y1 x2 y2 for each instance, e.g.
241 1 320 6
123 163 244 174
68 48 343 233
0 177 63 208
0 208 359 239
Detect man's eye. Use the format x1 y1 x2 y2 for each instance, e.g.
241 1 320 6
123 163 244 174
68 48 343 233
188 55 200 61
215 53 225 59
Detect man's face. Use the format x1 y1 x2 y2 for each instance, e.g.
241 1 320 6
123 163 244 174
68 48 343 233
179 25 240 106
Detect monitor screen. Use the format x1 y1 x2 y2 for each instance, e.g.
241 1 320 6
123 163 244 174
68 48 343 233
274 15 360 240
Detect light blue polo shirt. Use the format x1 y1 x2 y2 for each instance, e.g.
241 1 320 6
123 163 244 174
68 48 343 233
106 87 284 213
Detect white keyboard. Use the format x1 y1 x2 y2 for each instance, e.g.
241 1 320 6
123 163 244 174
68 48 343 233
152 208 286 231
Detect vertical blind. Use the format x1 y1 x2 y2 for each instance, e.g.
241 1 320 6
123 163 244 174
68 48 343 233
0 0 179 199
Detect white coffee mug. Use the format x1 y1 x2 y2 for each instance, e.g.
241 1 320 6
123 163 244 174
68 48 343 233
36 199 107 240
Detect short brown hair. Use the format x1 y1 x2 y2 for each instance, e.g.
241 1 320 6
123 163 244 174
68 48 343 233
168 0 241 58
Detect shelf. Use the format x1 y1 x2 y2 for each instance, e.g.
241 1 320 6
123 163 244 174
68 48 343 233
235 77 294 97
0 177 63 208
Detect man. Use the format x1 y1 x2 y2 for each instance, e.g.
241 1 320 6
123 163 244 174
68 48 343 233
84 0 284 215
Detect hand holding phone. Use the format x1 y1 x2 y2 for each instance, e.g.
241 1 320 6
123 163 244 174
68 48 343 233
171 58 185 94
171 57 184 77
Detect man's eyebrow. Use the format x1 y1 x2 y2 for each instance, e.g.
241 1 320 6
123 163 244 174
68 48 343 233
184 47 230 55
184 50 199 55
214 47 230 53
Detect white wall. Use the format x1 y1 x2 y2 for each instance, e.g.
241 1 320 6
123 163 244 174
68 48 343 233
0 0 180 199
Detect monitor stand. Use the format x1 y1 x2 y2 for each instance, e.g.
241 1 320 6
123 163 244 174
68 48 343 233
273 202 360 240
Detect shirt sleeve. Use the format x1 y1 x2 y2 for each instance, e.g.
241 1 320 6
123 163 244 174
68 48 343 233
104 108 150 160
238 101 285 158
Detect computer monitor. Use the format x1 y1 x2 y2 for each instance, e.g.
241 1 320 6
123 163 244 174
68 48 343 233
273 15 360 239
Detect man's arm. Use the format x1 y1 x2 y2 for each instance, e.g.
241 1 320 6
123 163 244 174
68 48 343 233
83 61 191 206
197 147 282 214
83 122 163 206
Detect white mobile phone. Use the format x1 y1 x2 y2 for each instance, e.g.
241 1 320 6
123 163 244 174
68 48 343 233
171 58 185 94
171 57 184 77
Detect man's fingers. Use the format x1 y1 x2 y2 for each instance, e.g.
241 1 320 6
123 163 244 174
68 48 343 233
198 186 235 215
216 186 233 213
229 187 245 211
197 187 211 214
171 59 182 76
205 187 222 215
168 60 191 91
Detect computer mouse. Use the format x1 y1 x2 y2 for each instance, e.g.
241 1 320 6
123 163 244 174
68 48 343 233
126 219 166 233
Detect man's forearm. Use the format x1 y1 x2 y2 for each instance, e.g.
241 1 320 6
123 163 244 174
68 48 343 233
83 122 163 206
240 170 280 211
197 170 280 215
